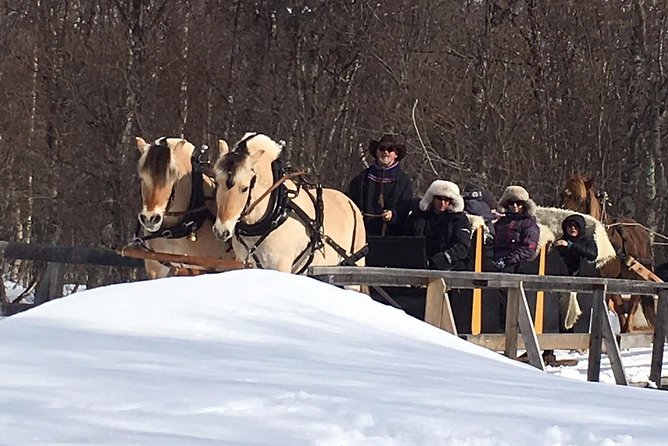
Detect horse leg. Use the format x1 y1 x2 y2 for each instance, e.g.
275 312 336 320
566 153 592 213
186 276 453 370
641 295 656 329
144 259 170 280
625 296 641 333
608 294 628 333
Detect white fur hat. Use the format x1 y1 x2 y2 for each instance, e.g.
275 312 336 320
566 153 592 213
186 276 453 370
419 180 464 212
497 185 536 216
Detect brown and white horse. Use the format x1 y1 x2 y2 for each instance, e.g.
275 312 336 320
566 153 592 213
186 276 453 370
135 136 234 278
560 173 656 332
211 133 366 273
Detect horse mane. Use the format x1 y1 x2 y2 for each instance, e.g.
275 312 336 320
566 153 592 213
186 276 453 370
217 145 250 189
563 173 589 199
138 143 174 188
242 133 282 161
217 133 283 189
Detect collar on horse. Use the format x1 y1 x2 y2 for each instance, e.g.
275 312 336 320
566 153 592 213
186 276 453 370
134 148 216 243
233 157 367 274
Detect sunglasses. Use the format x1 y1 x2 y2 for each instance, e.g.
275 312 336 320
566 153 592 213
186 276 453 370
434 195 451 202
377 146 396 153
508 200 525 206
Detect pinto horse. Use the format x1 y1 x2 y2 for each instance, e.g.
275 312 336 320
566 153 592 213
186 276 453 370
135 136 234 278
211 133 366 273
560 174 656 332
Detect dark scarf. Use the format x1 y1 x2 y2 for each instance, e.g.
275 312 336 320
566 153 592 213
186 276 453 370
367 161 401 184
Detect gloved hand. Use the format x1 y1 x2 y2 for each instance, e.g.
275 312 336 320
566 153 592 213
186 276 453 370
493 258 506 270
430 252 454 270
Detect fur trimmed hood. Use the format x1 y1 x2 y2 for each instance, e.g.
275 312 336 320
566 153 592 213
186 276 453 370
497 185 537 217
419 180 464 212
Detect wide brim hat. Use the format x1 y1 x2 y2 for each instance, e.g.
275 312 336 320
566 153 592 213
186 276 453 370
368 134 406 161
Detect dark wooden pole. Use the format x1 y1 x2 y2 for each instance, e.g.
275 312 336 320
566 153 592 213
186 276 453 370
0 241 142 268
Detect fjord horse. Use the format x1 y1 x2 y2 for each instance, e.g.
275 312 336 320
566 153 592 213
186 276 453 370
211 133 366 273
560 174 656 332
135 137 234 278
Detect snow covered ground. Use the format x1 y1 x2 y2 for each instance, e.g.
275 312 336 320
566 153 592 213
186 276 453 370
1 269 668 445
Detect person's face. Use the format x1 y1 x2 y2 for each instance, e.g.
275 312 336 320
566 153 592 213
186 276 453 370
566 222 580 238
507 200 525 214
376 146 398 167
432 195 451 213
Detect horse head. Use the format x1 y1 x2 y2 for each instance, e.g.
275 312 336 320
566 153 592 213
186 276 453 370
135 136 194 232
212 133 282 241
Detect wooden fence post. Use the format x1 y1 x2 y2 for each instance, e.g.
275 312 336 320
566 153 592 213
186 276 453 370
34 262 65 305
425 278 457 335
650 289 668 386
504 285 520 360
514 282 545 370
587 284 626 385
587 284 606 382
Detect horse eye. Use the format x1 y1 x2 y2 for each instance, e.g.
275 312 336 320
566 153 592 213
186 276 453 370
240 186 249 193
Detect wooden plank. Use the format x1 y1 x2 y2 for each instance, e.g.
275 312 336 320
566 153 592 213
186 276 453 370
587 285 606 382
461 333 591 351
471 227 484 335
618 333 655 350
515 283 545 371
600 292 627 386
650 290 668 385
308 267 668 295
504 286 520 360
424 278 445 329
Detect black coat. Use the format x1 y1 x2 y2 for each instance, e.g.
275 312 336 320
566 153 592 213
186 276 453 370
555 221 598 276
347 165 414 236
406 209 472 271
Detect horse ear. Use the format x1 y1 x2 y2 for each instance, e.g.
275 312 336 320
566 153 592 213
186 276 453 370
215 140 229 160
136 137 149 154
584 176 595 190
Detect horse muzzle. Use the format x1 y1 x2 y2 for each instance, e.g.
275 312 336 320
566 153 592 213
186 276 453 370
138 212 163 233
213 220 235 241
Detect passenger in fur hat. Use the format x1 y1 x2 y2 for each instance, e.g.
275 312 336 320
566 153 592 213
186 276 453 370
405 180 472 271
492 185 540 271
347 133 414 236
554 214 598 276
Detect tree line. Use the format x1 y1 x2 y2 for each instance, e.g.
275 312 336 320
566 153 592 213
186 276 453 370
1 0 667 287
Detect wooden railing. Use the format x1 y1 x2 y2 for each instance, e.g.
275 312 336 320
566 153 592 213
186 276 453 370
308 266 668 387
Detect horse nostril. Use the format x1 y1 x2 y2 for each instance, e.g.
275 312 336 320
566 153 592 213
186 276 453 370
149 215 161 225
138 213 147 224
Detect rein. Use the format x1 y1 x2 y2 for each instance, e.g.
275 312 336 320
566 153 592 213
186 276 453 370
241 170 308 218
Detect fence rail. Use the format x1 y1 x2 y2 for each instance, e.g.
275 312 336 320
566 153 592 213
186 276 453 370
308 266 668 388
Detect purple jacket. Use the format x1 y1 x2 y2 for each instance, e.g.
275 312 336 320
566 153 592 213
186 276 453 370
493 213 540 265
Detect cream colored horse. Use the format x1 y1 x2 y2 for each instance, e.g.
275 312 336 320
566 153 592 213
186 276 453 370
135 136 234 278
211 133 366 273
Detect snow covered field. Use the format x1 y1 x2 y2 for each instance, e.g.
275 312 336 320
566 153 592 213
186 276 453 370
1 269 668 445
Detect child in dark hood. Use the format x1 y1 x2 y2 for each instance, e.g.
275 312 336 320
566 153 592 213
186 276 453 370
554 214 598 276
